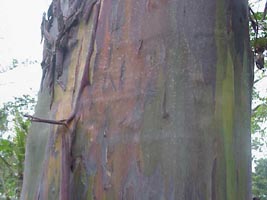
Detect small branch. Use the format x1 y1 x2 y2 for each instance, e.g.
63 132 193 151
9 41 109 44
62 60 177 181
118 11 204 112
249 6 259 37
254 74 267 84
252 103 267 115
252 104 261 114
0 155 12 169
24 114 68 128
0 155 16 175
263 0 267 21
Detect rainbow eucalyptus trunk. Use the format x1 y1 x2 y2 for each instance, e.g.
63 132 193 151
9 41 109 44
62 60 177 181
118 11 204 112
21 0 253 199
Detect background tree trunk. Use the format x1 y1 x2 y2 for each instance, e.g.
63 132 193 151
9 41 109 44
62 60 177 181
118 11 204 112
22 0 253 199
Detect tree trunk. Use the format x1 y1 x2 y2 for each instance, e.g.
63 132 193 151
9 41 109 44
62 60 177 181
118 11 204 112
21 0 253 199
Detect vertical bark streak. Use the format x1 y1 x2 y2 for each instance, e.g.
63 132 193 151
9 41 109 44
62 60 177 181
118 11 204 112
49 54 56 109
66 0 101 124
83 0 98 23
60 132 70 200
73 43 83 97
109 73 117 91
162 82 169 119
212 158 217 200
119 59 126 90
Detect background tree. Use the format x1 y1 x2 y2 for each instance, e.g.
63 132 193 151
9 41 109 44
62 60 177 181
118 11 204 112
252 158 267 200
22 0 253 199
249 1 267 199
0 95 35 199
251 83 267 157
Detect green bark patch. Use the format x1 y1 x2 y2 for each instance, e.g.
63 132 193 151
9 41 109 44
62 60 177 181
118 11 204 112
215 1 241 199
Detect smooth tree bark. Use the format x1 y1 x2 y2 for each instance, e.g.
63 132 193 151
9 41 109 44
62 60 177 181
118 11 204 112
21 0 253 199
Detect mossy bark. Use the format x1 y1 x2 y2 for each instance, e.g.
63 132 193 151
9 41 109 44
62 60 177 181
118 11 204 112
21 0 252 199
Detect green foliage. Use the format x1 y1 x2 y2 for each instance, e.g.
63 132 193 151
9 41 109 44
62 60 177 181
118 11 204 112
0 111 8 133
254 37 267 48
249 1 267 69
249 1 267 199
252 158 267 200
0 95 35 199
251 77 267 154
